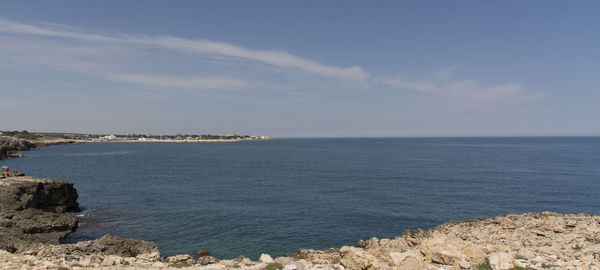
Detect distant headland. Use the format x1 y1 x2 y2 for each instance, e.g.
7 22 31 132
0 130 270 160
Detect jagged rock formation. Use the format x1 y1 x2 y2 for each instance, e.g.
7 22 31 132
0 136 37 159
280 212 600 270
0 176 79 252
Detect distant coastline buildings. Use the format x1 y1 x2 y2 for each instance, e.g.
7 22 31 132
1 130 270 143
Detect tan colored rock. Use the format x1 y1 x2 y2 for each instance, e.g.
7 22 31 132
197 255 218 265
219 259 238 267
389 250 422 266
100 255 123 266
457 244 485 263
259 253 274 263
488 252 513 270
165 254 194 264
340 246 382 270
399 256 423 270
420 236 464 265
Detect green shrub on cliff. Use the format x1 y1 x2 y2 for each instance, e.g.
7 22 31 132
512 266 535 270
476 258 492 270
168 262 192 268
263 262 284 270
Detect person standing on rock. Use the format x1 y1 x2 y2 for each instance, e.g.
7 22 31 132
1 166 7 178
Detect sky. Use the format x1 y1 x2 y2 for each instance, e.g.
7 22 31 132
0 1 599 137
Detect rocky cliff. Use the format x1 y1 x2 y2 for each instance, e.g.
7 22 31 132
0 175 80 252
0 174 161 269
0 136 38 160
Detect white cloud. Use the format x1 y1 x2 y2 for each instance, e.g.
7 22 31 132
109 74 257 91
0 18 367 82
381 76 440 93
381 70 549 116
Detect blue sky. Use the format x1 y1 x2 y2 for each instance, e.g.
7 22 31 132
0 1 598 137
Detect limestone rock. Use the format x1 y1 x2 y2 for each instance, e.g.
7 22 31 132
259 253 274 263
165 254 194 264
488 252 514 270
339 246 383 270
389 250 425 269
420 236 464 265
197 255 218 265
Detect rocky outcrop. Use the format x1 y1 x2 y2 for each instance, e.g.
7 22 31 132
0 136 38 160
287 212 600 270
0 175 79 253
0 176 80 212
27 234 160 261
0 211 598 269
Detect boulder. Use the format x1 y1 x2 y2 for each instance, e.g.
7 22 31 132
165 254 194 264
197 255 218 265
420 236 464 265
389 250 423 269
339 246 383 270
260 253 275 263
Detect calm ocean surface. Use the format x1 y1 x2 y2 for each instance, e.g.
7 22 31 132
3 137 600 259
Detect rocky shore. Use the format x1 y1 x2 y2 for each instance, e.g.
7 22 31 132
0 136 38 159
0 174 598 269
0 136 81 160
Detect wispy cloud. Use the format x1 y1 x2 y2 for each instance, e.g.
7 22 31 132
382 76 441 93
380 68 549 121
0 18 367 83
109 74 257 91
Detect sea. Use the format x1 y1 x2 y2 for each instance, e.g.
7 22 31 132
3 137 599 259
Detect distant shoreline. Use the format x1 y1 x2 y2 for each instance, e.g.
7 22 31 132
88 138 271 143
1 135 270 160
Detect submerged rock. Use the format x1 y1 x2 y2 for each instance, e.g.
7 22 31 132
195 249 211 256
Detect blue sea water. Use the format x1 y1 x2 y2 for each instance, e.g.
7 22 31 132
3 137 600 259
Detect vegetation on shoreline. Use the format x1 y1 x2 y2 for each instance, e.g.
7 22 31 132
0 130 269 141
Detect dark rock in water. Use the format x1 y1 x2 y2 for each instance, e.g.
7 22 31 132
195 249 210 256
0 176 79 253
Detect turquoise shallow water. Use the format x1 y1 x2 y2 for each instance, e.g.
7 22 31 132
3 137 600 259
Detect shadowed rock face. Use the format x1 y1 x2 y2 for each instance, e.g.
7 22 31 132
0 176 79 253
0 136 38 160
0 177 80 213
30 234 160 259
